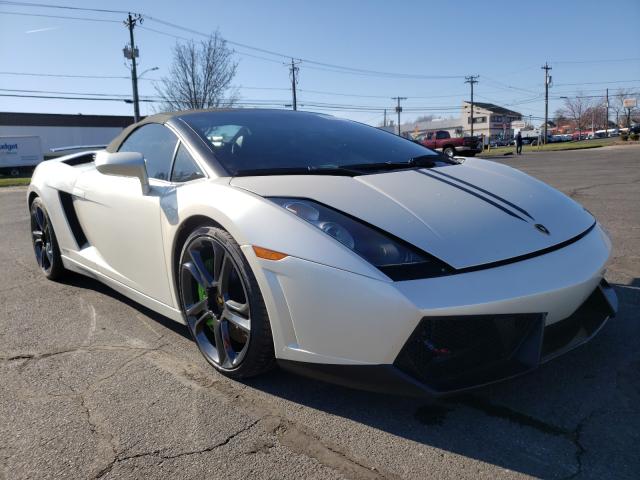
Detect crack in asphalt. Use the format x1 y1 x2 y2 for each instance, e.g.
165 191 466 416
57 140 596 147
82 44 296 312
95 418 262 479
4 341 392 479
454 396 599 479
268 416 398 480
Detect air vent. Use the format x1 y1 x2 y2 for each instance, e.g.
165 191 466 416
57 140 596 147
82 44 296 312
61 154 95 166
58 191 88 248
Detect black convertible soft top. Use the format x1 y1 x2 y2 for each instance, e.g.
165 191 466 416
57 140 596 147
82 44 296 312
105 108 240 153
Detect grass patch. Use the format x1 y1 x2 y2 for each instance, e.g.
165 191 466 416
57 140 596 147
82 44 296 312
478 137 616 157
0 177 31 187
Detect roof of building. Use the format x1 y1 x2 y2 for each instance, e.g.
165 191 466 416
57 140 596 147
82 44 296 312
462 102 522 116
401 118 463 134
0 112 138 128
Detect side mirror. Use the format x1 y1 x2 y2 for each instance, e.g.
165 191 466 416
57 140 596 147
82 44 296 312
95 151 150 194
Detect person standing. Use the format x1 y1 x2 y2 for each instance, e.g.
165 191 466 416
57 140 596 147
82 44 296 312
515 130 523 155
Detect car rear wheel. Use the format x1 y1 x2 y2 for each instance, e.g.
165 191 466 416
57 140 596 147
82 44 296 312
443 146 456 157
178 226 275 378
30 197 65 280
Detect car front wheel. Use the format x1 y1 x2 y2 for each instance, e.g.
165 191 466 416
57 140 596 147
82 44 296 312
30 197 65 280
178 226 275 378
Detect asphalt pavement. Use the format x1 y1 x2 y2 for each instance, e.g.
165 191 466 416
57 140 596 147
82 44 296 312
1 144 638 479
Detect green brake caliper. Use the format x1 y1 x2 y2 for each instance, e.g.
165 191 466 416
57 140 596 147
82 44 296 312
196 259 217 330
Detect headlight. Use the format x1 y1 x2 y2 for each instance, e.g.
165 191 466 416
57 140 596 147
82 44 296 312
270 198 453 280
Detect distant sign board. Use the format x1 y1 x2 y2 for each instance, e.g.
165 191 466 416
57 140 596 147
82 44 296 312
623 98 637 108
511 120 526 129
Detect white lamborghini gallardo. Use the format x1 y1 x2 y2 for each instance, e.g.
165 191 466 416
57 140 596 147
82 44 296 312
27 109 617 395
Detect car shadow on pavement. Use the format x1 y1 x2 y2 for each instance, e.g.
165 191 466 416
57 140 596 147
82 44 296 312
58 272 191 341
242 283 640 479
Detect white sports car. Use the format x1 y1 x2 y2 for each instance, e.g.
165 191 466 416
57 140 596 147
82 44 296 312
28 109 617 396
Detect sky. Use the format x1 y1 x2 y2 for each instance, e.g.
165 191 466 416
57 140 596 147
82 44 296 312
1 0 639 126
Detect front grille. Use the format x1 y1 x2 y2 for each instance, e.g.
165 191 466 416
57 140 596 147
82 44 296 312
542 284 614 358
395 314 543 392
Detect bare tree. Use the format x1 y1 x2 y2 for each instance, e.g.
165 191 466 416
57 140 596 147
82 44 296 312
155 32 238 111
559 94 591 139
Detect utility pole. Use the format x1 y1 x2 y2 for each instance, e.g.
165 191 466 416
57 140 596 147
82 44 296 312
124 13 143 123
605 88 609 136
464 75 479 136
391 97 407 135
383 109 387 127
289 59 300 111
541 62 552 144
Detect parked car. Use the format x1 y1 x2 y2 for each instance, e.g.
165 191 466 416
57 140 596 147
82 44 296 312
27 109 617 396
418 130 481 157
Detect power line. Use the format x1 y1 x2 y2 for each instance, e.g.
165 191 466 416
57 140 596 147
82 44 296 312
553 79 640 87
0 93 155 102
0 87 158 98
0 0 128 14
0 9 120 22
551 57 640 64
0 71 158 80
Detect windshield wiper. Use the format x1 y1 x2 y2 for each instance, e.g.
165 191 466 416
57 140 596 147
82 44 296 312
342 155 445 172
233 165 363 177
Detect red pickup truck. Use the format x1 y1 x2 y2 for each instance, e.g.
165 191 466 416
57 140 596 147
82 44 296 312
417 130 481 157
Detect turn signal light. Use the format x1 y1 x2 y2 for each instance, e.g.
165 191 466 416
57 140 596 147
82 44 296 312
252 246 288 261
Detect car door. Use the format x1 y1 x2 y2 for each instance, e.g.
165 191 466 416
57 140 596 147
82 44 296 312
73 123 178 306
424 132 435 149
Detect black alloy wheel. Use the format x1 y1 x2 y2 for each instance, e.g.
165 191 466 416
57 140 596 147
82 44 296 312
178 226 275 378
30 197 65 280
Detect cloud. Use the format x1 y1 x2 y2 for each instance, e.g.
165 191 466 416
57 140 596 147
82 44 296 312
25 27 59 34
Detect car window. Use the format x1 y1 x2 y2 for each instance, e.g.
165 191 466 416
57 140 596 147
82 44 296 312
436 131 448 139
118 123 178 180
183 110 439 176
171 143 205 183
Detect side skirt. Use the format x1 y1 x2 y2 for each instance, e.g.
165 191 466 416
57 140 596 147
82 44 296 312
61 254 184 324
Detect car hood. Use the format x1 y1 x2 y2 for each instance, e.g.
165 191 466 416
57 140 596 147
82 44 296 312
230 158 595 269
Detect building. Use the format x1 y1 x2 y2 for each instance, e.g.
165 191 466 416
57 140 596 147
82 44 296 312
461 102 522 141
0 112 136 153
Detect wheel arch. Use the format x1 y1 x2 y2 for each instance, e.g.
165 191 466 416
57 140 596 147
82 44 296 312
170 214 225 296
28 190 38 207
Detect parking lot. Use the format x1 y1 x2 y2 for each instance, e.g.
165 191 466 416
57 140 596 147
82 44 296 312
1 145 638 479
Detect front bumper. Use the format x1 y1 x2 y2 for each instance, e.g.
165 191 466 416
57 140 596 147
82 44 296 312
245 224 614 395
279 281 617 396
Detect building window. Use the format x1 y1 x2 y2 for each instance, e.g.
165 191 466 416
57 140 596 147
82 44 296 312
492 115 503 123
468 116 486 124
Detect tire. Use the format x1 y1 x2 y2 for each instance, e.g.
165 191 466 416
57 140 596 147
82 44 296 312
443 146 456 157
178 226 275 378
30 197 66 280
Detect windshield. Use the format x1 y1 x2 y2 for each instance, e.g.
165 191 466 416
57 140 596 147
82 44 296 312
181 110 440 176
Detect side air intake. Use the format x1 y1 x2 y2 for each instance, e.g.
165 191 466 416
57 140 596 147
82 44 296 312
58 191 88 248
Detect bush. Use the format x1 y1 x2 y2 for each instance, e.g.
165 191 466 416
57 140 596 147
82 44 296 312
630 133 639 141
621 133 629 141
